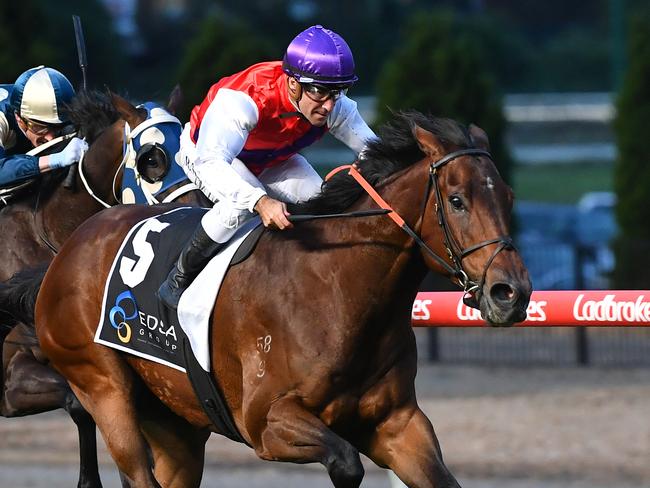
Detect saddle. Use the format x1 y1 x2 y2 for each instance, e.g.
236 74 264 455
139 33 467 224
97 207 264 444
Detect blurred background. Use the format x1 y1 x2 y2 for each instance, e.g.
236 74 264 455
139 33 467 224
2 0 650 364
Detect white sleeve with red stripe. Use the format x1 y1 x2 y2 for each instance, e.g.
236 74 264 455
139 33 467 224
327 96 377 155
192 88 267 212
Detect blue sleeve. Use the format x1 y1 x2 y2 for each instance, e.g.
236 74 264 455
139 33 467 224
0 148 40 187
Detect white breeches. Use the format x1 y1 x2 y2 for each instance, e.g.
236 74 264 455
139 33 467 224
200 154 322 242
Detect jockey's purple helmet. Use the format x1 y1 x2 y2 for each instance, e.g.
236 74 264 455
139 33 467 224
282 25 358 87
10 66 75 124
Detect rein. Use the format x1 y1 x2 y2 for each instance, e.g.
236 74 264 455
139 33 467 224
325 149 514 303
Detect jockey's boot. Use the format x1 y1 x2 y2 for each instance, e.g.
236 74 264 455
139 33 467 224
158 222 229 310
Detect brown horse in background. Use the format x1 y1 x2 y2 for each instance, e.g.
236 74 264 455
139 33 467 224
20 112 530 487
0 88 210 488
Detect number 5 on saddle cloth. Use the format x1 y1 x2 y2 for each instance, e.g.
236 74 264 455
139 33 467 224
96 206 263 444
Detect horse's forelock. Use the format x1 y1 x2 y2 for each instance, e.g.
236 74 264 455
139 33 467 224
64 90 121 143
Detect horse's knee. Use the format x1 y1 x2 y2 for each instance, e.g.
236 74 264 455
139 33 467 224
325 443 364 488
0 349 70 417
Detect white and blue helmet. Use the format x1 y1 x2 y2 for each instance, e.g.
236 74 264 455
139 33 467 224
10 66 75 124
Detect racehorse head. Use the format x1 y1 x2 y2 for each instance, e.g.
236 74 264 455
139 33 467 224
66 88 208 207
298 111 531 326
402 112 531 325
65 89 138 206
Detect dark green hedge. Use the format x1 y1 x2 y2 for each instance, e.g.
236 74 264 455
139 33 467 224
175 16 274 122
0 0 124 90
612 10 650 288
374 10 512 184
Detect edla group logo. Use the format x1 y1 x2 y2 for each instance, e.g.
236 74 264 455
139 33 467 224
108 290 179 346
109 290 138 343
573 293 650 322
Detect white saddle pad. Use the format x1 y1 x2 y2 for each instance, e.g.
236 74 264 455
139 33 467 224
178 217 261 371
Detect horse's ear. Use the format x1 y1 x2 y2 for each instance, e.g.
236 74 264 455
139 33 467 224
469 123 490 151
109 92 142 129
167 84 183 116
412 123 445 160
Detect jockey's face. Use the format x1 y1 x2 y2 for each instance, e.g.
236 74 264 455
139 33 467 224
287 77 335 127
15 114 62 147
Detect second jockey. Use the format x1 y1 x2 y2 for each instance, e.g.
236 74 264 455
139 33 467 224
0 66 88 188
158 24 376 309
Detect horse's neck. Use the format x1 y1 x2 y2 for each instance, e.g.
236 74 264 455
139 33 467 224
316 161 432 330
169 186 211 207
82 124 125 205
36 185 100 248
41 155 122 246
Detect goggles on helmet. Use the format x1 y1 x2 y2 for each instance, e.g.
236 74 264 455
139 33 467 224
23 117 65 136
300 83 349 103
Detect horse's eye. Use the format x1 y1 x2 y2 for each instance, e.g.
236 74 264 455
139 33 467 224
449 195 465 211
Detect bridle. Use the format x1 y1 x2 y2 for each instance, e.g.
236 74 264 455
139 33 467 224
423 148 515 306
327 148 515 307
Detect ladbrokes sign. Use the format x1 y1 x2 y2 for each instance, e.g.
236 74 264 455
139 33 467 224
411 291 650 327
573 293 650 323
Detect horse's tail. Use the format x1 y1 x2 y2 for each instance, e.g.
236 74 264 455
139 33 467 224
0 264 48 328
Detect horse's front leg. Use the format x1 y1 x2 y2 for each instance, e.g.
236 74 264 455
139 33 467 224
62 351 162 488
64 393 103 488
2 332 103 488
1 345 71 416
366 406 461 488
139 392 210 488
254 397 365 488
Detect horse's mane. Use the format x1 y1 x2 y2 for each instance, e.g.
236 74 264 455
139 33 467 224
288 111 472 216
64 89 121 143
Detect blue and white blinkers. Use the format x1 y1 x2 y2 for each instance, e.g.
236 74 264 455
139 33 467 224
120 102 195 204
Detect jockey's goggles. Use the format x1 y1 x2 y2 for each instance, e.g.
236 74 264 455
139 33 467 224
23 117 65 136
300 83 349 103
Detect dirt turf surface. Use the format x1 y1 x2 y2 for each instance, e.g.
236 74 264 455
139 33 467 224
0 364 648 487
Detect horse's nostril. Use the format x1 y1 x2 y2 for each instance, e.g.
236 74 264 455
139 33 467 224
490 282 517 304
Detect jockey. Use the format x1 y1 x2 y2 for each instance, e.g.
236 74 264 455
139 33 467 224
0 66 88 188
158 24 376 309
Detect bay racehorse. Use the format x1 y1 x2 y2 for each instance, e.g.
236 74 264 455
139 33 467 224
0 88 210 488
19 112 530 487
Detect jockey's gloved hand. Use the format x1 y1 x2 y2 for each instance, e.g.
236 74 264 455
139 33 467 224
49 137 88 169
